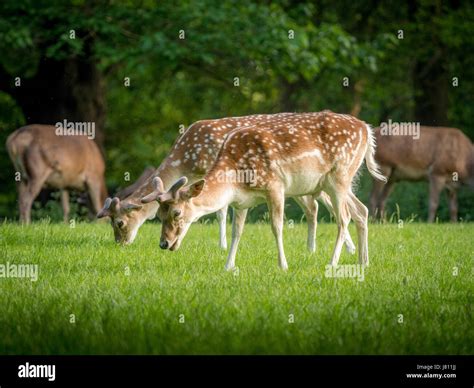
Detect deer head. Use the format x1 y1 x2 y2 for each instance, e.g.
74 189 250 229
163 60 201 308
97 196 146 244
141 176 205 250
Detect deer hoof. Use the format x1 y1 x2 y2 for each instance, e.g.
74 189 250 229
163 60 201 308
345 243 356 255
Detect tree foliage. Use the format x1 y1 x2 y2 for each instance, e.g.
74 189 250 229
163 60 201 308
0 0 473 221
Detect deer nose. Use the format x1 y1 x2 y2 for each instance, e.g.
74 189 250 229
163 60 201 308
160 240 169 250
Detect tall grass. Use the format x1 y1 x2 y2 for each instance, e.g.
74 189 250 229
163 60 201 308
0 221 472 354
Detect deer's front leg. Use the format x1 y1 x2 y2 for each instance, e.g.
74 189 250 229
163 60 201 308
447 188 458 222
428 174 445 223
225 207 248 271
267 189 288 270
216 205 228 250
61 189 70 223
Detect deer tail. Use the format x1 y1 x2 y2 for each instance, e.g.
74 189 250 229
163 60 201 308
365 124 387 182
6 129 30 180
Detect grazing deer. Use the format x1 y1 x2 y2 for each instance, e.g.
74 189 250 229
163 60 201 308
98 114 355 252
141 111 385 270
369 126 474 222
6 124 107 224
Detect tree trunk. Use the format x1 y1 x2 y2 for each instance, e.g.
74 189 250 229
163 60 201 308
349 79 365 118
413 54 449 126
0 49 106 147
279 78 298 112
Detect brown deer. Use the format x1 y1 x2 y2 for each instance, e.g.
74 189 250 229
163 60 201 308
369 126 474 222
6 124 107 224
141 111 385 270
98 114 356 253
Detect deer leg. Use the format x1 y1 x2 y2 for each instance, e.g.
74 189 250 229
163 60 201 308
267 189 288 270
369 179 384 218
347 191 369 266
18 149 51 224
18 172 50 225
369 166 392 218
378 180 395 220
447 188 458 223
18 181 30 224
294 196 318 253
327 189 350 267
428 175 446 223
216 205 228 250
82 194 96 219
19 185 34 225
225 207 248 271
86 179 105 219
318 191 356 254
61 189 70 223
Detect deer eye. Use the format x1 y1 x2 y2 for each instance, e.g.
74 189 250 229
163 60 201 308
173 209 182 218
116 220 125 228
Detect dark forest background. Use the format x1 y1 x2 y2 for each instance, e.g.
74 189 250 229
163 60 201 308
0 0 473 222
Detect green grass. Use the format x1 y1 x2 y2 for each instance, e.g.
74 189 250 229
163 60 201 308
0 220 473 355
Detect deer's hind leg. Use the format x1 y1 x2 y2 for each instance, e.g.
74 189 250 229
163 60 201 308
86 176 106 219
369 165 392 219
294 196 318 253
377 179 395 220
347 191 369 266
19 148 52 224
318 191 356 254
325 181 351 267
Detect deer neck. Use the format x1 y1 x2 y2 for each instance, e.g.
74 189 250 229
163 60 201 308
158 160 202 190
140 199 159 220
190 178 235 220
128 182 159 219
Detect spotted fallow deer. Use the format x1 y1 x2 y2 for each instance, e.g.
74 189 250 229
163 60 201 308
369 126 474 222
98 114 356 252
141 111 386 270
6 124 107 224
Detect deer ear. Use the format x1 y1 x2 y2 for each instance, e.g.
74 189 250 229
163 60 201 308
97 209 110 218
97 197 112 218
168 176 189 201
170 176 188 193
186 179 205 198
110 197 121 212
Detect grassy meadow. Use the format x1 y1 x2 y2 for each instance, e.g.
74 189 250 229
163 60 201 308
0 220 472 355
